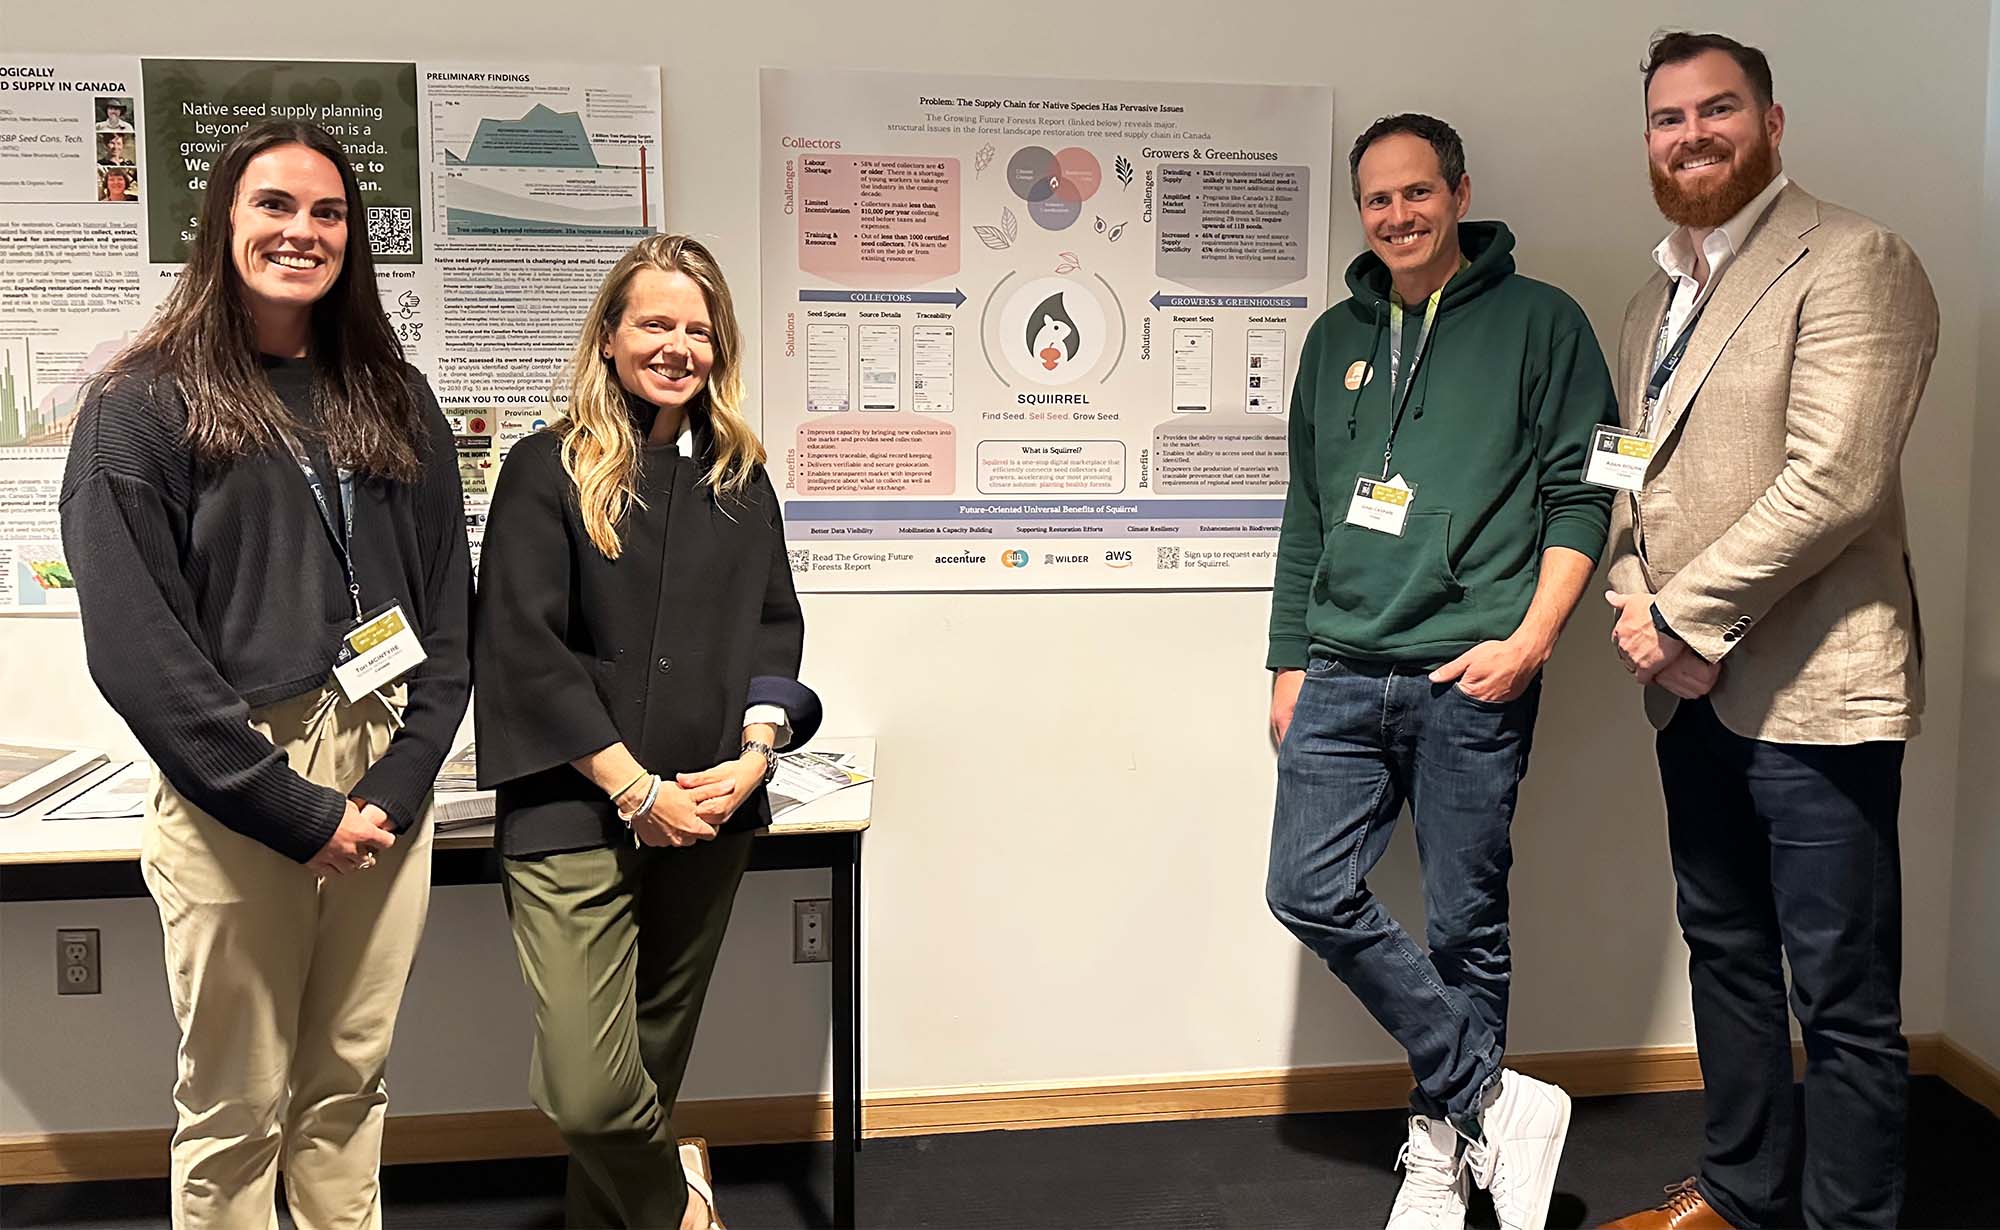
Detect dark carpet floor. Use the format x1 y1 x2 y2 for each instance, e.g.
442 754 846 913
6 1079 1995 1228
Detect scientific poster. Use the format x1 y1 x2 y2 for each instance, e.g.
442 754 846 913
761 68 1332 591
0 54 663 604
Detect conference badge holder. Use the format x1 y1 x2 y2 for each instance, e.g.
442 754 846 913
1345 474 1415 537
1584 425 1656 492
332 602 426 704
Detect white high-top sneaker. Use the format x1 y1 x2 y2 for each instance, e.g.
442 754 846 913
1386 1113 1470 1230
1465 1070 1572 1230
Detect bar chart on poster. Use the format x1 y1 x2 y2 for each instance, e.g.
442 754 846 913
760 68 1332 591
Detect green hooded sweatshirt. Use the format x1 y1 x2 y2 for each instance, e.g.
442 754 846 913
1267 220 1616 669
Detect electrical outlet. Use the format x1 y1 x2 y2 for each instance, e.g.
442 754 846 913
57 928 100 996
793 899 830 964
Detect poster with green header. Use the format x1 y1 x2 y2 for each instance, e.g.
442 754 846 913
0 53 663 608
140 58 421 265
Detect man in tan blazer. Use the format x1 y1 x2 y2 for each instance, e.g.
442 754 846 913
1598 32 1937 1230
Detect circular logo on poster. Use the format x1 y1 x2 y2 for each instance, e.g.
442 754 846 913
1000 275 1108 386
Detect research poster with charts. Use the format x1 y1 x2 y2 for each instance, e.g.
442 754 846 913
0 55 663 606
760 68 1333 591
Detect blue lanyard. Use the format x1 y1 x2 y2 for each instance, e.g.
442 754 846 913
1381 287 1443 479
1644 297 1709 433
299 458 364 623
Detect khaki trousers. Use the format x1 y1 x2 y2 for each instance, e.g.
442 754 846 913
141 684 432 1230
502 832 753 1229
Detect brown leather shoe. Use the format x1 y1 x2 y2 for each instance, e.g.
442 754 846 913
1600 1178 1736 1228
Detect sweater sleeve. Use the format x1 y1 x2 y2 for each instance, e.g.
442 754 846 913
59 380 348 863
472 435 623 788
1267 316 1324 670
1532 312 1618 564
350 376 473 830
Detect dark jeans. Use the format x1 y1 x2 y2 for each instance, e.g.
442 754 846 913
1659 699 1907 1230
1266 655 1540 1120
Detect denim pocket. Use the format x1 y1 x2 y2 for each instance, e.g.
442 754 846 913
1449 672 1541 713
1452 684 1513 711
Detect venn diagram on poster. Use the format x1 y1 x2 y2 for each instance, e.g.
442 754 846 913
1004 145 1104 231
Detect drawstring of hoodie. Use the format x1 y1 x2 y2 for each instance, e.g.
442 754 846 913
1348 303 1387 440
1413 333 1439 422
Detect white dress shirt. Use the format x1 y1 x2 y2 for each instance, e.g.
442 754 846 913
1646 172 1790 434
672 420 794 750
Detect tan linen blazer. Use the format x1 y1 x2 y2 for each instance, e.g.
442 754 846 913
1604 183 1937 744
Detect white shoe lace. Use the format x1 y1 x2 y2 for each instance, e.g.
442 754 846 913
1394 1135 1465 1220
1467 1138 1510 1204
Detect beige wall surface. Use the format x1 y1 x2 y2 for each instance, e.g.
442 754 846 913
2 0 1992 1134
1946 0 2000 1072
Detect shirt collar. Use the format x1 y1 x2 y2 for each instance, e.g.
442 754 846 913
622 388 698 458
1652 171 1790 283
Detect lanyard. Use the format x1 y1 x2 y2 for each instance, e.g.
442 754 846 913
1380 284 1444 480
1643 294 1709 434
299 456 364 624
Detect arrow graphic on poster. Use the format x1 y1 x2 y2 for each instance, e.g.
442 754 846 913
800 289 968 307
1147 293 1309 310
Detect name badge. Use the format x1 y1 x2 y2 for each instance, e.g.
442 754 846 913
332 603 426 703
1345 474 1414 537
1583 425 1656 492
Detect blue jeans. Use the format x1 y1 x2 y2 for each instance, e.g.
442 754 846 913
1266 655 1540 1120
1660 699 1906 1230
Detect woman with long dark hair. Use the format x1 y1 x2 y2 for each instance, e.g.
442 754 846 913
61 121 470 1227
474 234 817 1230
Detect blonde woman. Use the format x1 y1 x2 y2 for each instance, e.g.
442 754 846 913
474 234 817 1230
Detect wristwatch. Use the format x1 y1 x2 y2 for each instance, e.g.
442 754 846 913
741 739 778 785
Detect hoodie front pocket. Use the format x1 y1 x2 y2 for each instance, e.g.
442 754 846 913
1313 510 1466 631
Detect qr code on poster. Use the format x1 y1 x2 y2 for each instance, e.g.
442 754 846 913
788 549 813 573
1156 545 1180 570
367 207 414 257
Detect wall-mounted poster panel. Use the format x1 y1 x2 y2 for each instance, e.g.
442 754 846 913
0 55 664 609
761 68 1332 591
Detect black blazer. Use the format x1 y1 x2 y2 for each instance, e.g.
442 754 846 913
473 411 805 857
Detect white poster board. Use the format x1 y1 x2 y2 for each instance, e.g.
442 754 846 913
760 68 1332 591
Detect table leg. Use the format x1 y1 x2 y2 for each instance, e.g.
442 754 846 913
832 837 857 1229
853 833 863 1154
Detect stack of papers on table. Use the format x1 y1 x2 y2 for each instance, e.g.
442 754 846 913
0 742 110 818
43 760 151 820
433 741 494 829
768 748 873 819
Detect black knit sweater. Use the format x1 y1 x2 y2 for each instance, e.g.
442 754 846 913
59 356 472 862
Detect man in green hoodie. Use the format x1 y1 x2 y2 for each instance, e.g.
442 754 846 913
1263 114 1616 1230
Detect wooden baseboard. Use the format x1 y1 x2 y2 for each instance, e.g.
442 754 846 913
0 1033 1957 1185
1937 1037 2000 1116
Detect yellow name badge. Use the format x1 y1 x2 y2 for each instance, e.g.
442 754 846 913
332 602 427 703
1345 474 1415 537
1584 425 1657 491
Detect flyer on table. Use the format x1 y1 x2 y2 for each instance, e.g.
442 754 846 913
0 54 664 610
760 67 1333 592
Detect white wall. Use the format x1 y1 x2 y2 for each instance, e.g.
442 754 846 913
3 0 1992 1134
1945 0 2000 1072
